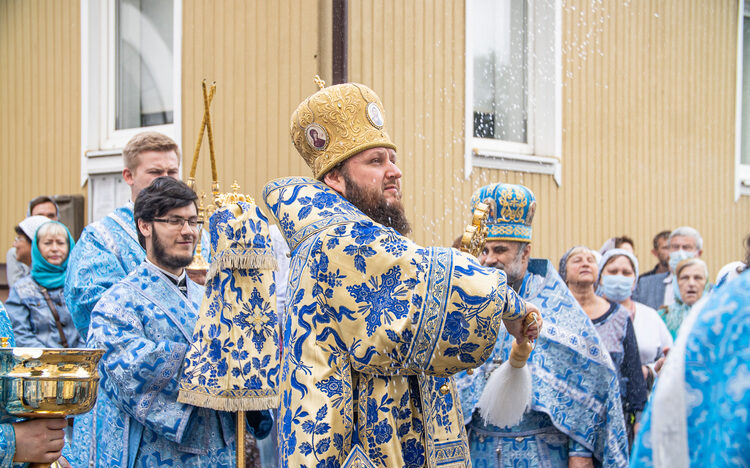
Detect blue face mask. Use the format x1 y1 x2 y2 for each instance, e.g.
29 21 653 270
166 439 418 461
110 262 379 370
669 249 696 272
599 274 635 302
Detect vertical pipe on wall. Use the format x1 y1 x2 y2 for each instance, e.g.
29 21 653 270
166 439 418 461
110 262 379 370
332 0 348 84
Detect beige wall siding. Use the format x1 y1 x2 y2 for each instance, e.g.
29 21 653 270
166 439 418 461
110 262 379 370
2 0 747 281
181 0 324 207
0 0 82 252
349 0 748 277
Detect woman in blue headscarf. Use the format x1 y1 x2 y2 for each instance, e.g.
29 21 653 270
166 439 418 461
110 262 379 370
6 220 83 348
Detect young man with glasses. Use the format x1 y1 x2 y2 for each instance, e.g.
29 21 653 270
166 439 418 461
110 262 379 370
76 177 269 466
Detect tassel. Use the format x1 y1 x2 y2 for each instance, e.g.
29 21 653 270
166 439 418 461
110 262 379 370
477 338 534 428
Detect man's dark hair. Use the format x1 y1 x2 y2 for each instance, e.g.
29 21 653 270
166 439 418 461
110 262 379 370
134 176 198 248
28 195 58 216
614 235 634 249
652 230 671 250
14 225 30 243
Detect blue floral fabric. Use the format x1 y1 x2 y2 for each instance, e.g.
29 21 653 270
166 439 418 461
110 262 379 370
68 262 237 467
263 177 526 468
456 259 629 467
630 270 750 467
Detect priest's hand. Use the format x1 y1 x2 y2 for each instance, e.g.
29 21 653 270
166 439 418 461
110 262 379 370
503 302 542 342
12 418 66 463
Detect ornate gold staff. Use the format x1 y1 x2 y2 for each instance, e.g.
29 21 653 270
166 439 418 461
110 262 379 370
186 80 216 273
181 80 276 468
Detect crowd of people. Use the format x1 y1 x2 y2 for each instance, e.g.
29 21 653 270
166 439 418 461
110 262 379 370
1 80 747 467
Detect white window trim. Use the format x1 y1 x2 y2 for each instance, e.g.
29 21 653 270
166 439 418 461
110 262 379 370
80 0 182 186
735 0 750 199
464 0 562 185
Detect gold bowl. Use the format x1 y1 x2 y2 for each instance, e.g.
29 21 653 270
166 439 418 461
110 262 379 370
0 348 104 418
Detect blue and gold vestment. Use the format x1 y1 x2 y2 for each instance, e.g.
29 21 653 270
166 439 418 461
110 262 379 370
263 177 526 468
456 259 629 467
77 262 238 467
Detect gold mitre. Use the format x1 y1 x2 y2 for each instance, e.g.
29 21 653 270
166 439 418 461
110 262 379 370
290 76 397 179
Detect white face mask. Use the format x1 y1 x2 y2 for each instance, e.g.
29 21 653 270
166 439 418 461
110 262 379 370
599 274 635 302
669 249 696 272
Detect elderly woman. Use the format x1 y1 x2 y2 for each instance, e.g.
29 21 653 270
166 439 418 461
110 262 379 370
6 220 82 348
560 246 648 445
597 249 673 386
659 257 710 339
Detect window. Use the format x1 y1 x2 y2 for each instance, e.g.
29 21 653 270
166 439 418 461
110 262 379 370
81 0 181 220
465 0 561 183
736 1 750 198
115 0 174 130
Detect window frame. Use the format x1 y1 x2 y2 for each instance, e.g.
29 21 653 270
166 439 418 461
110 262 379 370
464 0 562 184
80 0 182 186
735 0 750 199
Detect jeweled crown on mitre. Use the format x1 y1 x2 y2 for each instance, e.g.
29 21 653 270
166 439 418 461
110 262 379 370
290 76 397 179
470 183 536 242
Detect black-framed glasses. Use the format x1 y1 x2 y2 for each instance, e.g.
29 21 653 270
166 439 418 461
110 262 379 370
152 216 203 229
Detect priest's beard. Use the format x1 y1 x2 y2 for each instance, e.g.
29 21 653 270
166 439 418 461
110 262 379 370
151 228 195 270
343 172 412 236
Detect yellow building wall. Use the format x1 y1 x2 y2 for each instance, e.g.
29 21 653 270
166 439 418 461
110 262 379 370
1 0 747 281
349 0 749 277
0 0 83 252
181 0 325 206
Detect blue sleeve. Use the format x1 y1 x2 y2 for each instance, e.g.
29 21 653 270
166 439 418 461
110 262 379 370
0 423 15 468
4 288 46 348
64 227 129 339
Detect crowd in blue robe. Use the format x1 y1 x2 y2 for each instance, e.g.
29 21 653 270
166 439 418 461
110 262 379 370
3 195 748 467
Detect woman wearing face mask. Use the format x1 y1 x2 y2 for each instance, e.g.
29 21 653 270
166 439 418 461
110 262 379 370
598 249 673 388
659 257 711 339
561 246 648 447
5 220 83 348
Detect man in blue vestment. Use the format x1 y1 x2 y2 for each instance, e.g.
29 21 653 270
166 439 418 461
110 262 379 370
456 183 629 468
65 131 183 339
79 177 269 466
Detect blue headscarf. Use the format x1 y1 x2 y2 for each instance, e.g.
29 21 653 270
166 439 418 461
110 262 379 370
31 221 75 290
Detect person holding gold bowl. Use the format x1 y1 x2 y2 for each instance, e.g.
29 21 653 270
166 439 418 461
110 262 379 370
0 301 69 467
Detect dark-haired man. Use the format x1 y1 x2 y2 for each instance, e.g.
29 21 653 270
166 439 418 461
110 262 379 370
6 196 59 287
79 177 265 466
263 81 539 467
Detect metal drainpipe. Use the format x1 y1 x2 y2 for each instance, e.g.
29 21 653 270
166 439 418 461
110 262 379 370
332 0 348 84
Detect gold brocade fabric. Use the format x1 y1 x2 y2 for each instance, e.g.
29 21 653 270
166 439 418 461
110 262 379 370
178 201 280 411
262 177 525 468
290 83 397 179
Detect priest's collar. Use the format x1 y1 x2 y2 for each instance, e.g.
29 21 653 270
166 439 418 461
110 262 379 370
145 257 186 284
